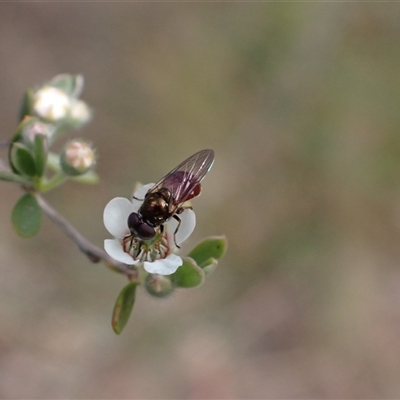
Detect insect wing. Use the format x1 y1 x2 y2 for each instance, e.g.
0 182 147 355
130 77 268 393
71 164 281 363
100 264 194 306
149 149 215 205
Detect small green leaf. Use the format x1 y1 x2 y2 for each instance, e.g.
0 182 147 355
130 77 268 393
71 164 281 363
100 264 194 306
0 171 30 184
71 169 99 185
49 74 84 98
19 90 34 121
9 116 34 172
112 282 138 334
10 115 38 145
12 193 42 238
201 258 218 276
47 152 62 172
187 236 227 268
33 134 47 177
171 257 205 288
9 142 36 177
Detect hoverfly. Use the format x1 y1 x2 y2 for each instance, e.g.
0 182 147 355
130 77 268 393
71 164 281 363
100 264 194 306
127 149 215 247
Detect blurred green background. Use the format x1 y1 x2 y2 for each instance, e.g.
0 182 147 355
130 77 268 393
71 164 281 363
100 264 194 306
2 3 400 398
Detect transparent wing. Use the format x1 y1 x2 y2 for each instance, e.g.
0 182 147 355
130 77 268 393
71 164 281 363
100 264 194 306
147 149 215 207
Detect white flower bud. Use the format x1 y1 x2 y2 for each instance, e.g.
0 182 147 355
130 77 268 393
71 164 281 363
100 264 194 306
145 274 175 298
22 120 53 144
70 99 91 124
33 86 71 121
60 140 96 176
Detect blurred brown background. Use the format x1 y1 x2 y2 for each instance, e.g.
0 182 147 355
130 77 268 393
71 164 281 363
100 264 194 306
1 3 400 398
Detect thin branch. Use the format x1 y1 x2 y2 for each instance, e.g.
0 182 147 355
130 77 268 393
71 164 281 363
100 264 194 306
0 155 136 279
34 193 136 277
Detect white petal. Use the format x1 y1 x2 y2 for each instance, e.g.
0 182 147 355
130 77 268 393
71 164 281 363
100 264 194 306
166 209 196 247
104 239 138 265
143 254 182 275
103 197 133 238
33 87 70 121
70 99 91 123
131 183 155 210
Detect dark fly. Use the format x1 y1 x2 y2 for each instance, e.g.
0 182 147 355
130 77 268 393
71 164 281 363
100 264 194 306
127 149 215 247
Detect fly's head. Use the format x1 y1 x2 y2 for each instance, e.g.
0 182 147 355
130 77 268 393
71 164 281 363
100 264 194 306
127 212 156 241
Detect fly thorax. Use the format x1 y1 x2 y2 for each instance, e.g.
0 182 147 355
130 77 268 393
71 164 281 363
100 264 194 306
140 193 170 226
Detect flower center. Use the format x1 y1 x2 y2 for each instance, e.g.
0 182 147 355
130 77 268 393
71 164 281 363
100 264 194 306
122 230 170 263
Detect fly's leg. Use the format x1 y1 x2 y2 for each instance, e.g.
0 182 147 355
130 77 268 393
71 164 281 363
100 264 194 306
172 214 182 248
171 205 194 248
123 234 135 252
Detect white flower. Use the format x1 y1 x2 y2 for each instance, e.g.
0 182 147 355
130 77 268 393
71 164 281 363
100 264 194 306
103 183 196 275
33 86 71 121
70 99 91 124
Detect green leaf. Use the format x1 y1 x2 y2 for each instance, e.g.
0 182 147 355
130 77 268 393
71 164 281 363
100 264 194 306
47 152 62 172
11 193 42 238
49 74 84 98
19 90 34 121
171 257 205 288
187 236 228 268
33 134 47 177
112 282 138 334
71 169 99 185
0 171 30 184
9 117 50 175
9 117 34 173
9 142 36 177
10 115 38 145
201 258 218 277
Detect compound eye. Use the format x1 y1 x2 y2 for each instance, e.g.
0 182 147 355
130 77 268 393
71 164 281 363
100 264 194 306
137 223 156 240
127 212 140 235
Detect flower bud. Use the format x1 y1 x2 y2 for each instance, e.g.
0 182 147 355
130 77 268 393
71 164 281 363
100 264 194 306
60 140 96 176
145 273 175 298
21 119 53 146
70 99 91 125
33 86 71 122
